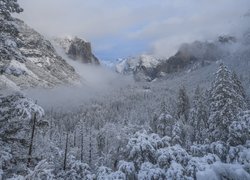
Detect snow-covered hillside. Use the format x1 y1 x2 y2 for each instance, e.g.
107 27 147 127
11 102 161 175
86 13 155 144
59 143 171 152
0 17 80 90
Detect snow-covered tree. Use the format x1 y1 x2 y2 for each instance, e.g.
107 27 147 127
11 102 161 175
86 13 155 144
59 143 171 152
189 86 209 143
171 121 184 145
232 71 247 106
0 142 12 179
0 93 45 176
165 161 186 180
96 166 112 180
150 112 175 137
176 86 190 122
61 160 95 180
227 140 250 166
156 145 190 169
96 123 128 169
196 162 250 180
25 160 54 180
126 130 165 170
186 154 220 178
61 116 78 171
228 111 250 146
96 166 126 180
138 162 165 180
209 141 229 162
0 0 23 19
208 64 247 142
0 93 44 121
190 143 210 157
118 161 136 180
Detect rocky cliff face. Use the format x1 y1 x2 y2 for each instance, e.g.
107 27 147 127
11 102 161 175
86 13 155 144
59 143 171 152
55 37 100 65
156 36 235 76
0 17 80 90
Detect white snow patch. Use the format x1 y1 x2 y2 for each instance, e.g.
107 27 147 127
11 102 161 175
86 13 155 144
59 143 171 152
7 60 38 79
5 39 17 48
140 54 160 68
0 75 20 91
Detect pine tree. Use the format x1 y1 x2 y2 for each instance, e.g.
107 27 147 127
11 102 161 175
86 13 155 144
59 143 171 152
0 0 23 19
231 71 247 109
161 112 175 137
177 86 190 123
62 117 77 171
150 111 175 137
0 93 45 176
171 121 184 145
228 110 250 146
208 64 246 142
189 86 209 143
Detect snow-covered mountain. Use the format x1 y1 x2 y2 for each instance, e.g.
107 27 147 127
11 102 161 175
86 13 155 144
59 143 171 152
54 37 100 65
156 36 236 74
0 17 80 90
115 55 162 81
115 35 242 81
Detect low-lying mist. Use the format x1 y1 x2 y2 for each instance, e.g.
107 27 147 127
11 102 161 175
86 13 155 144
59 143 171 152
23 43 134 111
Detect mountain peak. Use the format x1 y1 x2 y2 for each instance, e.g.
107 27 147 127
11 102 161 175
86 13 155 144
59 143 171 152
54 37 100 65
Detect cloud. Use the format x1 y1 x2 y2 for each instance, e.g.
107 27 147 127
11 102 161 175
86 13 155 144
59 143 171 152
127 0 250 57
17 0 250 59
23 43 134 110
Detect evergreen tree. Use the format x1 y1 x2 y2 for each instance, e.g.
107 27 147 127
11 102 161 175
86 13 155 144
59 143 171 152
177 86 190 122
208 64 246 142
171 121 184 145
127 131 164 170
61 117 78 171
231 71 248 109
228 110 250 146
0 93 45 177
189 86 209 143
150 111 175 137
0 0 23 19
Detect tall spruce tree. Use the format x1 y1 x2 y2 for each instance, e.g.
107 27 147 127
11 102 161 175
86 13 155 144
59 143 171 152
150 102 175 137
231 71 247 109
189 86 208 143
177 86 190 123
208 64 247 142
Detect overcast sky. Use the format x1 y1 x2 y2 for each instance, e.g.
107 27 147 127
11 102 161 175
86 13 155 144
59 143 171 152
17 0 250 60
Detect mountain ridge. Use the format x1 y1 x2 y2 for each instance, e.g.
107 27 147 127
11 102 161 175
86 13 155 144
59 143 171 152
114 35 241 81
0 17 82 90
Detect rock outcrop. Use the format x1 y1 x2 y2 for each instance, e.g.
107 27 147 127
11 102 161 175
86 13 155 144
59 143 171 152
156 38 234 76
55 37 100 65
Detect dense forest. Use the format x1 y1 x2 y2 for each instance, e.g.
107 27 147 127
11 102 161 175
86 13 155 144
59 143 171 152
1 63 250 179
